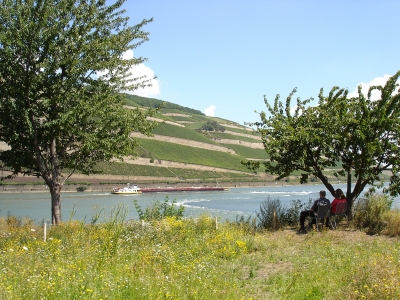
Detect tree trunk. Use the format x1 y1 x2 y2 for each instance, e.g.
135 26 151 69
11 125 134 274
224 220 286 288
49 183 62 225
346 165 353 219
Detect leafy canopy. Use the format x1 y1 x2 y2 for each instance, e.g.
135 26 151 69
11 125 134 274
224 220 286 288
246 71 400 210
0 0 157 181
0 0 158 224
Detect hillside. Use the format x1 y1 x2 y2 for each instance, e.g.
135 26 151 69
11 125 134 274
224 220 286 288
0 94 276 188
0 94 357 189
95 95 270 185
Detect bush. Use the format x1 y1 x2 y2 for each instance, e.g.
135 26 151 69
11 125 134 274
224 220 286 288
353 194 393 234
256 197 313 230
257 198 287 230
76 186 87 192
133 196 185 221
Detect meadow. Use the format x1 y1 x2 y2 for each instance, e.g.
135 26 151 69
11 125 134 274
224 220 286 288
1 209 399 299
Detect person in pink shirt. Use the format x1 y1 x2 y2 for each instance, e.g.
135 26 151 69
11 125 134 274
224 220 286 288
326 188 346 227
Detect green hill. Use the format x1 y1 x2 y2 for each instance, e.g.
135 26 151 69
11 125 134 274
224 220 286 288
90 94 268 184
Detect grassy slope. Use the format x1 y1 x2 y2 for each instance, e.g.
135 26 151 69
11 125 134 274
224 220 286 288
152 123 220 145
136 138 250 172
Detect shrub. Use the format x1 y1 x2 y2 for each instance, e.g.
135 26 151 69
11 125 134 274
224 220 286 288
285 198 313 226
257 197 288 230
133 196 185 221
76 186 87 192
256 197 313 230
353 194 393 234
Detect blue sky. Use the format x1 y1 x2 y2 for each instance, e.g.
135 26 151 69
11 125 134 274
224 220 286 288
121 0 400 125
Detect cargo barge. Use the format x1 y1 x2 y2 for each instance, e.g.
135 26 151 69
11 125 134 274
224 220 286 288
111 184 229 194
141 186 229 193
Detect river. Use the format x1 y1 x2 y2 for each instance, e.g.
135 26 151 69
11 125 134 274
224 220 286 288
0 184 398 224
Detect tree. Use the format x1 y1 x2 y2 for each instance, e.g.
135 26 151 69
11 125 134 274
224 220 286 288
245 71 400 216
201 121 225 132
0 0 158 224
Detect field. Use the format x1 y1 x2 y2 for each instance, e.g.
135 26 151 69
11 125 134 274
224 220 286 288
1 214 399 299
135 138 252 172
152 123 220 144
221 144 269 159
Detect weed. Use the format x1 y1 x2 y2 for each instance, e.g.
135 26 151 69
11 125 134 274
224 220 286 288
133 196 185 221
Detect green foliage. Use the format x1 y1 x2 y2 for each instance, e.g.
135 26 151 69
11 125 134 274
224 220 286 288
76 186 87 192
353 194 393 234
249 72 400 215
201 121 225 132
0 0 158 224
257 198 313 230
257 198 287 230
133 197 185 221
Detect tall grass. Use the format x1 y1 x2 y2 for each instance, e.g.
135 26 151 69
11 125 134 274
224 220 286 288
383 209 400 236
0 214 253 299
353 194 393 234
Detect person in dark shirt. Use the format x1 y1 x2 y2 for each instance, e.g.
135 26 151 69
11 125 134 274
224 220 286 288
298 190 330 234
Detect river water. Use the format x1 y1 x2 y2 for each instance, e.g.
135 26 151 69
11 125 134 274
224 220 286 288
0 184 399 224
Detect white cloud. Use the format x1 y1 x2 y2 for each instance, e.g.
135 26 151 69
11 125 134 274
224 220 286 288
290 105 302 116
122 50 160 98
204 105 216 116
347 74 393 100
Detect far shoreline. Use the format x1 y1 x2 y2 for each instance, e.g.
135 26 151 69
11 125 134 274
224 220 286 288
0 180 339 195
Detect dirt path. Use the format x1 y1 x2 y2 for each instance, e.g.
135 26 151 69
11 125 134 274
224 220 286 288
122 157 247 174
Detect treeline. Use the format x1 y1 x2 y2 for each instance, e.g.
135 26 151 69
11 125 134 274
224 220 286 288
124 94 205 116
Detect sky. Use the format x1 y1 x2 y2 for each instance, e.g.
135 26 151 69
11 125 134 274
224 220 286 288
119 0 400 125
